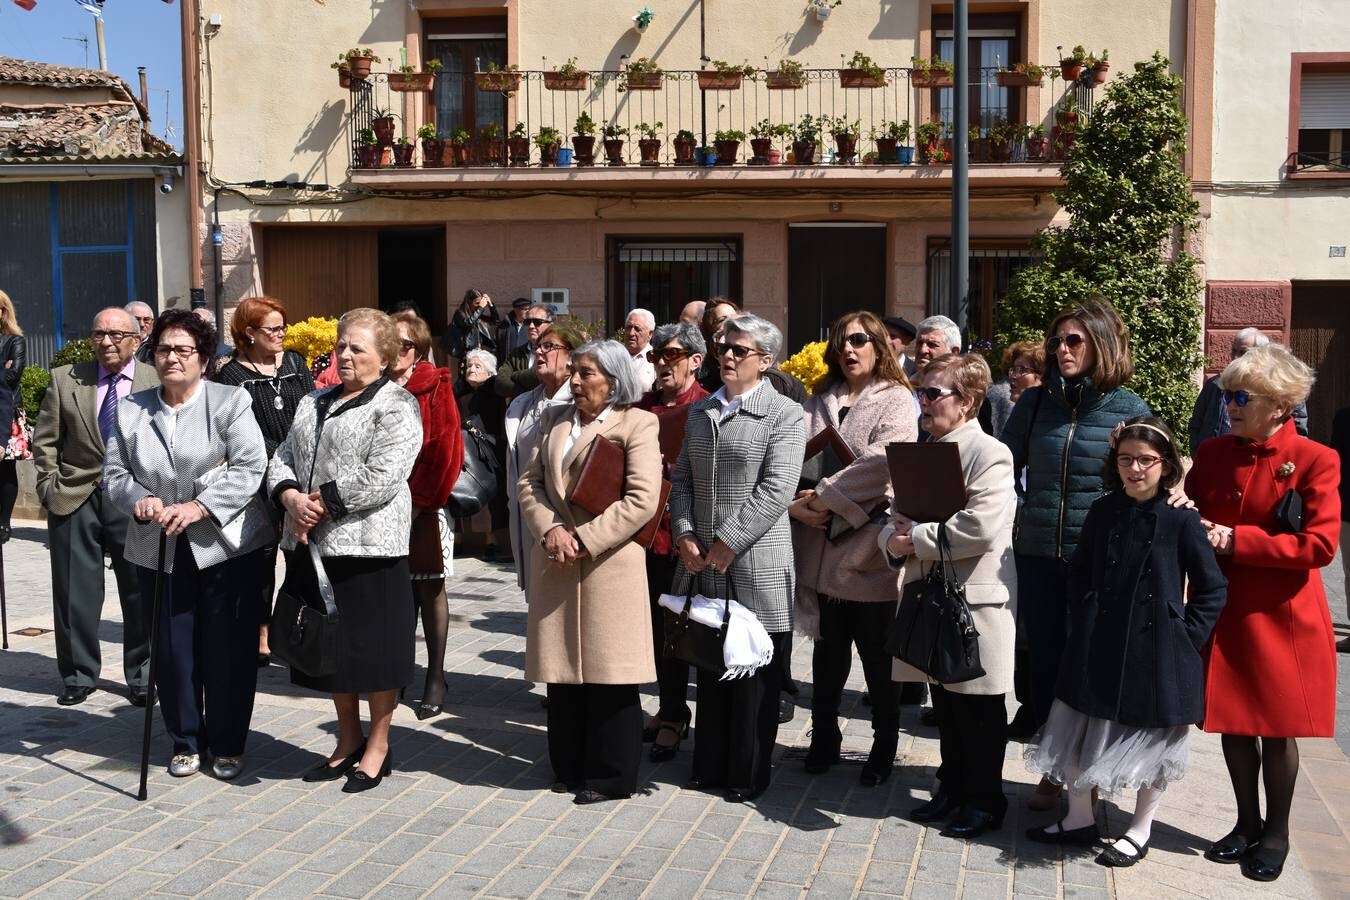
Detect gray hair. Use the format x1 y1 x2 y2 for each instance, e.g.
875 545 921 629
1232 327 1271 351
651 322 706 357
625 308 656 331
917 315 962 353
124 300 154 318
572 339 643 407
93 306 137 332
723 313 783 362
465 348 498 371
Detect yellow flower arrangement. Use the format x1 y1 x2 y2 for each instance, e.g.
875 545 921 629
284 316 339 367
780 340 829 395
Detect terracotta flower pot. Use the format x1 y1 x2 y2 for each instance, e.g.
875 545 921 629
766 70 804 90
875 137 898 164
970 137 991 163
420 138 442 167
347 55 373 80
749 137 773 164
543 72 590 91
910 72 954 88
603 138 626 166
624 72 663 91
1025 135 1048 161
995 71 1041 88
792 140 818 165
482 139 505 166
1090 63 1110 86
990 139 1013 163
572 135 596 166
713 139 739 165
672 137 697 165
389 72 435 93
833 132 858 163
372 116 396 147
537 143 559 166
475 71 522 93
356 145 381 169
337 67 351 90
392 144 414 167
508 137 532 166
698 72 743 91
839 68 887 88
1060 60 1084 82
638 138 661 164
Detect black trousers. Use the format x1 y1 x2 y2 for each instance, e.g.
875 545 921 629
137 542 263 757
1015 553 1070 729
810 597 899 744
646 552 692 723
692 630 790 796
932 684 1008 816
546 683 642 797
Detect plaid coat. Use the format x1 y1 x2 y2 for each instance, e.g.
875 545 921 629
669 382 805 633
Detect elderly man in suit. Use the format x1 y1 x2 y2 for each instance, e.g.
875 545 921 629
34 307 159 706
126 301 156 364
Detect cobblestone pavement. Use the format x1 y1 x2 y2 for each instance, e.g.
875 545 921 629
1 521 1347 899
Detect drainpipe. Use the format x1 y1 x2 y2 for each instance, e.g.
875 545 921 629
699 0 706 147
138 67 148 111
180 0 206 310
212 188 224 332
94 16 108 70
951 0 969 320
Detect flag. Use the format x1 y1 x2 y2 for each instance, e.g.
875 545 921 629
13 0 38 11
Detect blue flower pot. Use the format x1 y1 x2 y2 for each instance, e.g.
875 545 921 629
897 146 915 165
556 148 574 167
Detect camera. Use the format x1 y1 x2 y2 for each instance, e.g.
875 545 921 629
159 176 174 194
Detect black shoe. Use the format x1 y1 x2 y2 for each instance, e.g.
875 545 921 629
920 706 939 727
257 653 271 668
940 807 1004 839
414 678 448 721
1026 819 1100 846
1239 842 1288 882
302 743 366 783
128 685 148 708
778 695 795 724
1007 707 1038 741
803 736 841 774
342 752 392 793
57 686 95 706
1205 822 1263 864
1096 835 1149 867
649 720 687 763
725 789 760 804
898 682 928 705
909 792 960 824
0 524 12 544
574 788 628 805
860 736 897 787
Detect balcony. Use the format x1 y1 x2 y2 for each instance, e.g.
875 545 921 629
344 64 1095 193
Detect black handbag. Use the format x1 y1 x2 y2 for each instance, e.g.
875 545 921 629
447 416 500 517
662 577 734 678
269 540 340 677
884 524 986 684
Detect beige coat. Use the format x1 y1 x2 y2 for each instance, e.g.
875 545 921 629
881 418 1017 696
793 379 917 638
518 404 662 685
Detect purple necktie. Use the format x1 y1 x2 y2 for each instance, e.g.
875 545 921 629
98 372 121 446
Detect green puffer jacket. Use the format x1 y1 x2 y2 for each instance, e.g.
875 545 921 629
999 371 1150 561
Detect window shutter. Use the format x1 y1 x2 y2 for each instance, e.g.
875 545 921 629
1299 74 1350 129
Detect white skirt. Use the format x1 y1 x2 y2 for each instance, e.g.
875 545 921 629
1024 699 1191 793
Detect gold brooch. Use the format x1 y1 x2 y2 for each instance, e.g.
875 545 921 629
1277 461 1296 478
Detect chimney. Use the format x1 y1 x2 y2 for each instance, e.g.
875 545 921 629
138 67 149 117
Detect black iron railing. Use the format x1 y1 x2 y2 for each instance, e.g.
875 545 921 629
1286 151 1350 174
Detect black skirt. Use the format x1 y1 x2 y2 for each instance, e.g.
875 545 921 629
290 555 415 695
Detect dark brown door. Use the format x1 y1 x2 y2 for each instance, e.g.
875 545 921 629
787 224 887 351
1289 281 1350 444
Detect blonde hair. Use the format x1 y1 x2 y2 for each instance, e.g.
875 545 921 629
337 308 401 368
924 352 992 420
1218 343 1314 411
0 291 23 337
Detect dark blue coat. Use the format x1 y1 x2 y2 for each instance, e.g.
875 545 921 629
1054 490 1228 728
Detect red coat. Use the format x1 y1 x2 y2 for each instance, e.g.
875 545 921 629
635 380 709 556
1185 419 1341 737
405 362 463 509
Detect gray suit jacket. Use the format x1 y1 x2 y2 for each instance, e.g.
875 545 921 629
669 381 805 633
103 380 271 573
33 359 160 516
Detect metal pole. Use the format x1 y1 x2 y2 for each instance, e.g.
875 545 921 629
181 0 206 310
699 0 707 147
94 16 108 71
951 0 970 323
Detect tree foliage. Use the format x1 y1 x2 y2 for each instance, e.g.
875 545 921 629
995 53 1203 434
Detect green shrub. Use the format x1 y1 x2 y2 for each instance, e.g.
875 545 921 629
51 339 96 368
19 366 50 418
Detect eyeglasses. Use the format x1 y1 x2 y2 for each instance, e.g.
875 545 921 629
917 386 960 404
1007 364 1036 377
135 315 155 325
90 330 135 344
1222 389 1264 407
252 324 286 336
1047 333 1086 352
840 333 871 349
647 347 693 364
1116 454 1163 470
524 317 552 328
399 339 417 353
536 341 568 355
154 344 199 360
712 342 766 361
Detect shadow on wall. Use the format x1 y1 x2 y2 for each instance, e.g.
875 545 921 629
293 101 348 187
601 0 701 122
870 0 917 41
355 0 407 41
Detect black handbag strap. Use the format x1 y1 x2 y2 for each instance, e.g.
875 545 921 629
303 394 338 622
681 574 734 637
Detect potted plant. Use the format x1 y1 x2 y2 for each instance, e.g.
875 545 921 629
635 121 663 163
749 120 789 165
345 48 379 80
544 57 590 91
572 112 597 166
390 58 441 93
699 59 755 91
672 128 697 165
766 58 805 90
987 117 1013 162
828 117 860 164
416 123 441 168
391 136 414 167
533 126 561 166
1060 44 1088 82
712 129 744 166
1087 49 1110 85
476 61 522 93
1053 98 1081 159
331 54 352 89
355 128 381 168
1025 123 1048 161
480 121 504 166
441 128 469 166
966 124 990 163
996 60 1044 88
910 55 954 88
840 50 888 88
618 57 664 92
370 109 397 147
872 119 910 164
810 0 842 22
793 113 821 165
602 123 628 166
508 121 531 166
916 120 947 163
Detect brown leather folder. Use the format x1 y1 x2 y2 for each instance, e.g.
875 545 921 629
569 436 669 549
653 405 691 466
884 441 967 523
801 424 856 488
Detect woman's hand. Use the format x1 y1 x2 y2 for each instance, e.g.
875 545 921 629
133 496 165 523
1166 486 1196 509
282 488 327 542
788 490 830 528
1203 519 1235 555
886 531 915 557
890 512 914 536
544 525 583 566
704 540 735 575
158 501 207 536
676 534 708 573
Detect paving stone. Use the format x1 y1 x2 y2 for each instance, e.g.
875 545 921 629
579 827 636 861
518 836 580 868
819 840 870 874
158 858 240 896
612 845 673 881
546 855 612 893
728 830 781 861
648 868 707 899
762 849 819 885
592 875 648 899
323 861 400 898
454 844 522 878
754 882 806 900
388 852 462 890
230 849 310 888
806 872 859 897
908 880 959 900
669 837 725 871
861 859 909 894
1011 860 1060 897
299 838 370 875
914 848 962 883
430 823 497 857
0 858 79 896
482 864 552 899
709 858 764 894
960 871 1010 898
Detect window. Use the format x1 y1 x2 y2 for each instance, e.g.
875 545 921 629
927 242 1039 342
932 13 1022 136
426 16 507 146
607 238 742 328
1288 54 1350 176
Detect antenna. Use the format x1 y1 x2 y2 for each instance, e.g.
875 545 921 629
62 35 91 69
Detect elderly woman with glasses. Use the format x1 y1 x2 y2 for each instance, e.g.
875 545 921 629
1186 344 1339 883
981 340 1045 439
671 314 805 803
517 339 662 804
634 323 709 762
104 308 273 780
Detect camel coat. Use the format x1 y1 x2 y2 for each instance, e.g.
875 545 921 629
518 403 663 685
793 378 917 638
881 418 1018 696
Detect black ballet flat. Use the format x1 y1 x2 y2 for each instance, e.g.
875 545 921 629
1240 842 1288 882
909 792 960 824
1205 822 1263 864
341 752 393 793
301 743 366 783
1026 818 1100 846
1096 835 1148 867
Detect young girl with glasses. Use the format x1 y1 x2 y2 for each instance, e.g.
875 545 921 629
1024 416 1228 869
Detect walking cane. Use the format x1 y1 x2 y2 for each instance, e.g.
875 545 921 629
137 530 167 802
1 542 8 650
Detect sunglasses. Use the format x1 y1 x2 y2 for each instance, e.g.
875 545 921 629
1047 333 1087 352
1116 454 1163 470
839 333 871 349
713 342 766 361
399 339 417 352
1222 389 1264 407
917 386 960 404
524 317 551 328
647 347 693 364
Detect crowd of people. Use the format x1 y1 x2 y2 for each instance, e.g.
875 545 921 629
18 287 1343 883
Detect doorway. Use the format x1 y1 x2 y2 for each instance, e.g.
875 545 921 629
1289 281 1350 444
787 224 887 351
378 227 447 336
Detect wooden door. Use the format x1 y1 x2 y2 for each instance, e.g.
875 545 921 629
261 227 379 321
1289 281 1350 445
787 224 887 351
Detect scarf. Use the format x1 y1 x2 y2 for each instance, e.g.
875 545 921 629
658 592 775 680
